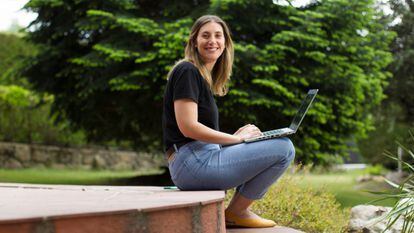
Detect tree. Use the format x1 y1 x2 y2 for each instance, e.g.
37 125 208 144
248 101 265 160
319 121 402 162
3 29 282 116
212 0 395 165
23 0 394 164
387 0 414 123
357 0 414 167
23 0 209 150
0 32 85 145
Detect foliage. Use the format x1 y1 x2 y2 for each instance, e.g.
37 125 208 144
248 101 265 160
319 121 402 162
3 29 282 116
358 102 412 168
0 168 163 185
23 0 208 150
364 164 387 176
214 0 394 165
0 33 36 86
386 0 414 124
0 85 85 145
358 0 414 166
0 33 86 145
382 133 414 233
23 0 394 164
225 174 349 232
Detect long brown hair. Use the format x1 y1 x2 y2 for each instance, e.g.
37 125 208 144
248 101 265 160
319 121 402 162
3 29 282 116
169 15 234 96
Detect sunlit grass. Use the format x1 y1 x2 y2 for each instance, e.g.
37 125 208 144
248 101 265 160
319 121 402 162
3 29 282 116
294 170 397 208
0 167 398 208
0 168 163 185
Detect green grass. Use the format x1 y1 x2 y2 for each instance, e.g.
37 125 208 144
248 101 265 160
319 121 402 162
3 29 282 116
294 170 397 208
0 168 398 209
0 168 163 185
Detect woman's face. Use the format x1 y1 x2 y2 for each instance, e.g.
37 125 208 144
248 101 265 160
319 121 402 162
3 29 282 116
195 21 226 66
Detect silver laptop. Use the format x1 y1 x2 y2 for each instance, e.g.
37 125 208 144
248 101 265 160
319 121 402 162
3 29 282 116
244 89 318 143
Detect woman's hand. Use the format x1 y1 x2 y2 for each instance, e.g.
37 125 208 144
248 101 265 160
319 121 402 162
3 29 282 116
233 124 263 142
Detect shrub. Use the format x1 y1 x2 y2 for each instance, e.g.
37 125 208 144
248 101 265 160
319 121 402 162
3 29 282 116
364 164 387 176
225 174 349 233
382 133 414 233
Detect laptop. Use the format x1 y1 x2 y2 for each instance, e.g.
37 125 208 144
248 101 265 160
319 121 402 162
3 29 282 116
244 89 318 143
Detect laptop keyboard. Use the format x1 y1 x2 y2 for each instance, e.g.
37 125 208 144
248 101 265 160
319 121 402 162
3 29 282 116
262 129 285 136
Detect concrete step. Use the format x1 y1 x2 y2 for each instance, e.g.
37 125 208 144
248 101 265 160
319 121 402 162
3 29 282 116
0 183 225 233
0 183 305 233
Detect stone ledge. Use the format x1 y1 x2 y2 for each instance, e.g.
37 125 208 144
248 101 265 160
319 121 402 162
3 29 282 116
0 141 163 170
0 183 226 233
0 183 224 222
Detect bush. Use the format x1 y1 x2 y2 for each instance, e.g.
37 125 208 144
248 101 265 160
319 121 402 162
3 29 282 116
382 133 414 233
225 175 349 233
364 164 387 176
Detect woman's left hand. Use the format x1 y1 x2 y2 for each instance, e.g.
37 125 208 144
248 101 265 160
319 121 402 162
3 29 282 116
233 124 263 140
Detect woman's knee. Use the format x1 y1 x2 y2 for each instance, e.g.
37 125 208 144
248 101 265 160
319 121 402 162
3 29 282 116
272 137 295 163
285 138 295 163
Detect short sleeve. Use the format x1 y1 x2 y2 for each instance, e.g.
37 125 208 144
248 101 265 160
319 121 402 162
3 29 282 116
173 67 200 103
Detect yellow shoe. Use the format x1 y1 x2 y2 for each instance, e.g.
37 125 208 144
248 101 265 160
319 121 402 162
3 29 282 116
225 211 277 228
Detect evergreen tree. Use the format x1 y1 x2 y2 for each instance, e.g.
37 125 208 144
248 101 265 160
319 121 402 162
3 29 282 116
212 0 394 165
358 0 414 167
23 0 209 150
0 32 85 145
387 0 414 123
23 0 394 164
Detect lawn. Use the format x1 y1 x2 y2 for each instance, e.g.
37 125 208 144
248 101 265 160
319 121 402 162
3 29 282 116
0 167 397 208
294 169 397 208
0 168 163 185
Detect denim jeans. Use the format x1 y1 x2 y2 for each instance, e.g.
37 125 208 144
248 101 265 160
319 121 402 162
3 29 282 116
168 138 295 200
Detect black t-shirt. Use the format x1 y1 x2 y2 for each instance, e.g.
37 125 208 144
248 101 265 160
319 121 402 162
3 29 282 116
162 61 219 152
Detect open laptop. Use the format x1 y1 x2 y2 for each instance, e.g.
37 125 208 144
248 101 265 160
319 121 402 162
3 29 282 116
244 89 318 143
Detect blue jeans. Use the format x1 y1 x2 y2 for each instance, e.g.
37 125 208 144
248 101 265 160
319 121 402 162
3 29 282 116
168 138 295 200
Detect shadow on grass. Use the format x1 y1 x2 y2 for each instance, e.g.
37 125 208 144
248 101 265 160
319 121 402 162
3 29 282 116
108 166 174 186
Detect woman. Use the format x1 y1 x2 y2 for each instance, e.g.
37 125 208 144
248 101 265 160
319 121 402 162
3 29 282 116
162 15 295 228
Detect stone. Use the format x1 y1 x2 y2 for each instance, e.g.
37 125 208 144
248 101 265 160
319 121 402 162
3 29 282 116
32 149 50 163
348 205 404 233
356 175 384 183
82 149 96 165
117 151 136 164
57 151 72 164
14 144 31 162
113 162 133 171
385 171 409 185
71 153 83 166
4 158 23 169
51 163 66 170
92 155 107 169
0 141 160 171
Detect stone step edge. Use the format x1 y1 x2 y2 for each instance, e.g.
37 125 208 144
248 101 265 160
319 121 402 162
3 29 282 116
0 199 225 225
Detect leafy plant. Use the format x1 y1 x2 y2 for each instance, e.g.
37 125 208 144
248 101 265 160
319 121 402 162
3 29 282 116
23 0 395 163
365 164 387 176
381 132 414 232
225 174 349 232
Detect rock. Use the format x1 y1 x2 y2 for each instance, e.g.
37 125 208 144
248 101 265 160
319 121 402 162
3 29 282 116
356 175 384 183
385 172 409 185
348 205 404 233
4 158 23 169
14 144 31 162
92 155 106 169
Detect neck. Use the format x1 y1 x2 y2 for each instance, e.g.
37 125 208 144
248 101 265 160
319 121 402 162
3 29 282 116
205 62 215 72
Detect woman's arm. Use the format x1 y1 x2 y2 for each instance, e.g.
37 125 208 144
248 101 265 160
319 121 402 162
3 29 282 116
174 99 262 145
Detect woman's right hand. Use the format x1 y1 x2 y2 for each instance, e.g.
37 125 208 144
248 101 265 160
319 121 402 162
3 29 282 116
233 124 263 142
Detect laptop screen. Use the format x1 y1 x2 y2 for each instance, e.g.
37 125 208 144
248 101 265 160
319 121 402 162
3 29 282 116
289 89 318 131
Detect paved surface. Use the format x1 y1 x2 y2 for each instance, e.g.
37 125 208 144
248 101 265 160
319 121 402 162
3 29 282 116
0 183 304 233
0 183 224 222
